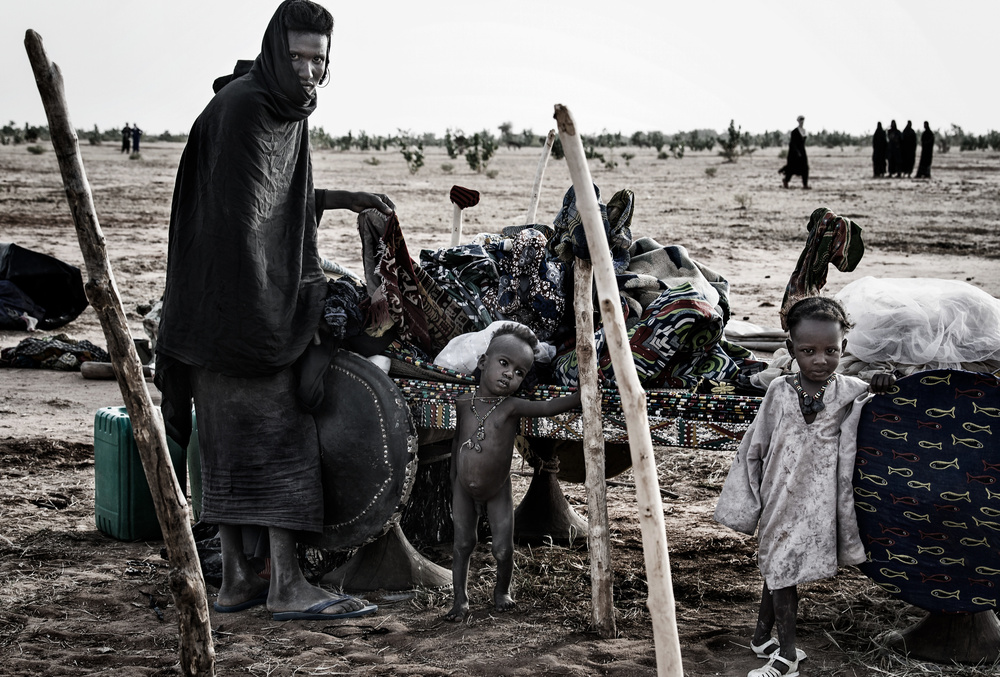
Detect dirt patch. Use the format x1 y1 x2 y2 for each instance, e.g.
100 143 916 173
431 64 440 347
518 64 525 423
1 142 999 675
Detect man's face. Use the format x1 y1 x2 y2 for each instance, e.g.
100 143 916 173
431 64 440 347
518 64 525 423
287 30 329 97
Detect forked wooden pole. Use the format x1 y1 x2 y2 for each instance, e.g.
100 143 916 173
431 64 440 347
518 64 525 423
574 258 616 637
24 30 215 677
525 129 556 225
555 104 682 676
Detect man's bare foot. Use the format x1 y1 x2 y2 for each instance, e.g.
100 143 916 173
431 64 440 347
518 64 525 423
494 593 516 612
443 603 469 622
216 578 270 611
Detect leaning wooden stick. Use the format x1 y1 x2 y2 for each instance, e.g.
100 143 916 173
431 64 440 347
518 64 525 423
525 129 556 225
574 258 616 638
555 103 683 677
24 30 215 677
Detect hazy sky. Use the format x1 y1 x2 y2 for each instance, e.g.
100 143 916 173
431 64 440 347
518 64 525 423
3 0 997 139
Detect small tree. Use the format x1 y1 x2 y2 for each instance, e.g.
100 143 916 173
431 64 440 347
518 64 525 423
397 129 424 174
464 130 497 173
718 119 740 162
551 136 565 160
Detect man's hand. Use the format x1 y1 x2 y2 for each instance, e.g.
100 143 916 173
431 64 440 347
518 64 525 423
869 372 896 394
322 190 395 215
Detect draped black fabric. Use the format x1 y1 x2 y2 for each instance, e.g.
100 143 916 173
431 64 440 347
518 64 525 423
157 0 327 378
887 123 902 176
901 122 917 176
916 127 934 178
872 123 887 177
781 128 808 177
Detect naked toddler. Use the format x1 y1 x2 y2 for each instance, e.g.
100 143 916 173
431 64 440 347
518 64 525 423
444 323 581 622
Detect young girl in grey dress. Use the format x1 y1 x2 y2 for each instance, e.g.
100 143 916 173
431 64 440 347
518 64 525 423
715 296 894 677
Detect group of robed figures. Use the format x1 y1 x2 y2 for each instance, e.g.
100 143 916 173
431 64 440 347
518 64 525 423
872 120 934 179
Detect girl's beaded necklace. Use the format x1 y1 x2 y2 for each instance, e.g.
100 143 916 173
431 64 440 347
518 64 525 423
792 373 835 417
461 390 507 452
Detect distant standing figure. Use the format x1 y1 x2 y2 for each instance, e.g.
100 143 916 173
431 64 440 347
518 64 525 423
886 120 902 177
779 115 809 189
132 124 143 154
121 123 131 153
916 121 934 179
872 122 887 178
901 120 917 177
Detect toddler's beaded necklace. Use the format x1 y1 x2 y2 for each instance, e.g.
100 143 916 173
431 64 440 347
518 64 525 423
792 373 835 417
461 390 507 452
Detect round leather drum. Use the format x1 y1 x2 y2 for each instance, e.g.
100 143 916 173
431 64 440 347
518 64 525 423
312 350 418 551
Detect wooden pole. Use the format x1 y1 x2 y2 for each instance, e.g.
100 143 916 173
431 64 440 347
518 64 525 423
525 129 556 225
450 203 463 247
574 258 616 638
555 104 683 677
24 30 215 677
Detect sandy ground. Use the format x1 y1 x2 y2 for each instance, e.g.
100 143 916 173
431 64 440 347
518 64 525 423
2 139 1000 676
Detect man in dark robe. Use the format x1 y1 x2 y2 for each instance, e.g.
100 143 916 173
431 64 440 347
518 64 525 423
887 120 902 177
901 120 918 177
131 124 142 153
157 0 393 620
916 121 934 179
872 122 887 178
779 115 809 189
121 123 131 153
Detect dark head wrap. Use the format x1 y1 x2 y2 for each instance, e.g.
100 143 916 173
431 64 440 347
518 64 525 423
157 0 329 378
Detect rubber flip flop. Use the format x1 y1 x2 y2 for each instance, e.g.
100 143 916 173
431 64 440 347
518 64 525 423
272 597 378 621
213 588 269 613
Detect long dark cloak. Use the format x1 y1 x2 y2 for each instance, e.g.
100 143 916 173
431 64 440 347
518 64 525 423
781 127 808 176
872 125 887 177
157 0 326 379
901 123 918 175
916 129 934 178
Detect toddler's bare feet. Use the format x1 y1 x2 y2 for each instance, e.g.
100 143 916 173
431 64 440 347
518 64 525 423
494 593 516 612
443 603 469 622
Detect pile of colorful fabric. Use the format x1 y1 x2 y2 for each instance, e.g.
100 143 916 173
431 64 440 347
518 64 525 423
348 183 757 392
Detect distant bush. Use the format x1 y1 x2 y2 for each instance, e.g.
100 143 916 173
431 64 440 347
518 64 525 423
441 163 454 174
397 129 424 174
364 156 380 166
718 120 741 163
486 169 499 179
129 152 142 160
621 152 635 167
465 131 497 173
551 137 564 160
88 125 102 146
734 193 752 210
705 167 717 178
657 151 669 160
26 144 46 155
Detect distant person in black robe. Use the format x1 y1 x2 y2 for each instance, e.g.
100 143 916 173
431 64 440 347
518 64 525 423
121 123 131 153
916 121 934 179
872 122 887 178
131 124 143 154
901 120 917 177
887 120 902 177
779 115 809 189
157 0 393 621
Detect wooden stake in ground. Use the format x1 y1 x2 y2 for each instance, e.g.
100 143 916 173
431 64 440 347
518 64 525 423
24 29 215 677
555 103 683 677
449 185 480 246
525 129 556 225
574 258 616 638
